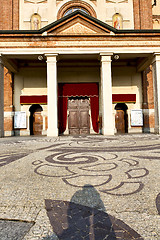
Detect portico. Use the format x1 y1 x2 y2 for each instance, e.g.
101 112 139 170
45 52 115 137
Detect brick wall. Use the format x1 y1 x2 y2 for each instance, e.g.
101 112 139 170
4 67 14 132
142 66 154 109
4 67 13 112
0 0 19 134
0 0 19 30
13 0 19 30
133 0 153 29
142 66 155 130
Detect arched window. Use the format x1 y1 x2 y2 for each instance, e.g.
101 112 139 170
31 14 41 30
112 13 123 30
57 1 97 19
64 7 89 17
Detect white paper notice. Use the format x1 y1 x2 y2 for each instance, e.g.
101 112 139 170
14 112 27 129
131 110 143 126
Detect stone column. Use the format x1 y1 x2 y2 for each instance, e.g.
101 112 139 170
46 54 58 137
100 54 114 135
152 54 160 134
0 56 4 138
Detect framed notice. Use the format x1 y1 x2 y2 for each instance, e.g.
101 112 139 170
131 110 143 127
14 112 27 129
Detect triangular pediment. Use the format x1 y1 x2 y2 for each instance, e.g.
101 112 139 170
41 11 116 36
59 22 98 34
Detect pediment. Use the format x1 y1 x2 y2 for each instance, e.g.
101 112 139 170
59 22 98 35
43 11 115 36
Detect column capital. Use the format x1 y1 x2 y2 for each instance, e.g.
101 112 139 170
45 53 58 63
152 53 160 64
100 53 113 62
45 53 58 57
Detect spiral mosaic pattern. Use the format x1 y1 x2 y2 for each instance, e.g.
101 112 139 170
32 138 151 196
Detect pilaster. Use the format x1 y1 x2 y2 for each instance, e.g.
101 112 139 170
0 56 4 137
152 54 160 134
133 0 153 29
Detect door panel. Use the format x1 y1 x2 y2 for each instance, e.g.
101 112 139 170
115 110 125 133
80 111 89 128
68 111 79 128
33 112 43 135
68 98 90 135
68 99 78 109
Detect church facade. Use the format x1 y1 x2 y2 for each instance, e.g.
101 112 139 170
0 0 160 137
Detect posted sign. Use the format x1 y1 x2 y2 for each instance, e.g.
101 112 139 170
14 112 27 129
131 110 143 126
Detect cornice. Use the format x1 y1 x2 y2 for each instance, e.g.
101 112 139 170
1 10 160 36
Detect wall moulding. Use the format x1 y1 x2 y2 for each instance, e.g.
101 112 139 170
24 0 47 3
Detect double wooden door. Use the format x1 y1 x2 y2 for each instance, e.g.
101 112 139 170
68 97 90 135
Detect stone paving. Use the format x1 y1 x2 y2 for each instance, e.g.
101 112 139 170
0 134 160 239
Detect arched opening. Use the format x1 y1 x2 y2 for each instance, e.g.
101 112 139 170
29 104 43 135
57 0 97 19
115 103 128 133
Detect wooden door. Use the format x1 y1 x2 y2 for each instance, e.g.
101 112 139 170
68 99 79 135
68 98 90 135
79 98 90 134
33 112 43 135
115 110 125 133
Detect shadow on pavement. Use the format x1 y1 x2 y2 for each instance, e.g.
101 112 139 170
43 185 143 240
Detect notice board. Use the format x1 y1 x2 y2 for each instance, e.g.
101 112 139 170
14 112 27 129
131 110 143 126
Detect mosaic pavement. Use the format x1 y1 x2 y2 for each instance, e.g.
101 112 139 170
0 134 160 239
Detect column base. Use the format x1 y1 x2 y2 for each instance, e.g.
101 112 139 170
0 129 4 138
154 126 160 134
102 128 114 135
47 128 58 137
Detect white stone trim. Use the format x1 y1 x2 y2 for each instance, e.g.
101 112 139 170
4 131 14 137
4 112 14 117
20 130 30 136
143 109 155 114
128 128 143 133
42 130 47 135
0 48 159 55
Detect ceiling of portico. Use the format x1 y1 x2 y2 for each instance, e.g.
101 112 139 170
2 52 153 72
4 52 152 60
